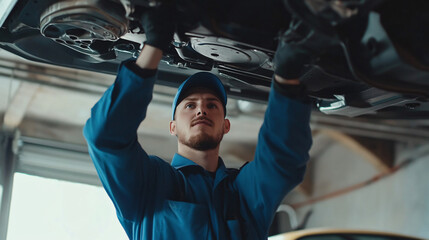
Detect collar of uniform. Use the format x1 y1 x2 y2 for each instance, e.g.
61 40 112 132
213 158 228 187
171 153 226 173
171 153 200 169
171 153 230 188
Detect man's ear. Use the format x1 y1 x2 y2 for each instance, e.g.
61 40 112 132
169 120 177 136
223 119 231 134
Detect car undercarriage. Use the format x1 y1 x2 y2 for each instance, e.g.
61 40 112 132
1 0 429 118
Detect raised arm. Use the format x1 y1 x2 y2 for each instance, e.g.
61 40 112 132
233 20 334 238
83 5 176 226
234 77 312 237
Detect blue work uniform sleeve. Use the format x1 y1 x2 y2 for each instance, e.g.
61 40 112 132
234 80 312 238
83 61 179 223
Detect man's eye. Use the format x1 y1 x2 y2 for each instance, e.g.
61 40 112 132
185 103 195 109
208 103 217 109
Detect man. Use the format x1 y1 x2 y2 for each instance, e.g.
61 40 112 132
84 6 320 240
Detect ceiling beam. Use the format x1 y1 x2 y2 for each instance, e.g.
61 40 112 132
3 82 39 130
316 129 394 174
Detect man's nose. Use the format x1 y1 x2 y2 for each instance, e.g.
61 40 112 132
197 106 207 116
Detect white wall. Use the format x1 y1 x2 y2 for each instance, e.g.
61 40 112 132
289 141 429 239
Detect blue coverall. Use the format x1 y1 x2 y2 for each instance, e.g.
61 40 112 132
83 60 312 240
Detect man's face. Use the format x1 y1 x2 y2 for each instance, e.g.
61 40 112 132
169 88 230 151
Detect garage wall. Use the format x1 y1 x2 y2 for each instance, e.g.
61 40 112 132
289 142 429 239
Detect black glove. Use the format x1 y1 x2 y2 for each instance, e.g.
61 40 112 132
140 5 175 52
274 19 335 79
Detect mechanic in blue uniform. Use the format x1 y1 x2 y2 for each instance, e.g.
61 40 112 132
84 6 323 240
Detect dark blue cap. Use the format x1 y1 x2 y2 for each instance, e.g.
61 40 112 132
172 72 227 120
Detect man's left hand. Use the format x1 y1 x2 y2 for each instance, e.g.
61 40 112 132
273 19 336 81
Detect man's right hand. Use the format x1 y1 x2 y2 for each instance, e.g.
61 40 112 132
140 5 175 52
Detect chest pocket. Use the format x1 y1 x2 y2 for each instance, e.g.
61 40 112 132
153 200 210 240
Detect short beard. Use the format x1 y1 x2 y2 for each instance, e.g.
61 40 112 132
179 131 224 151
